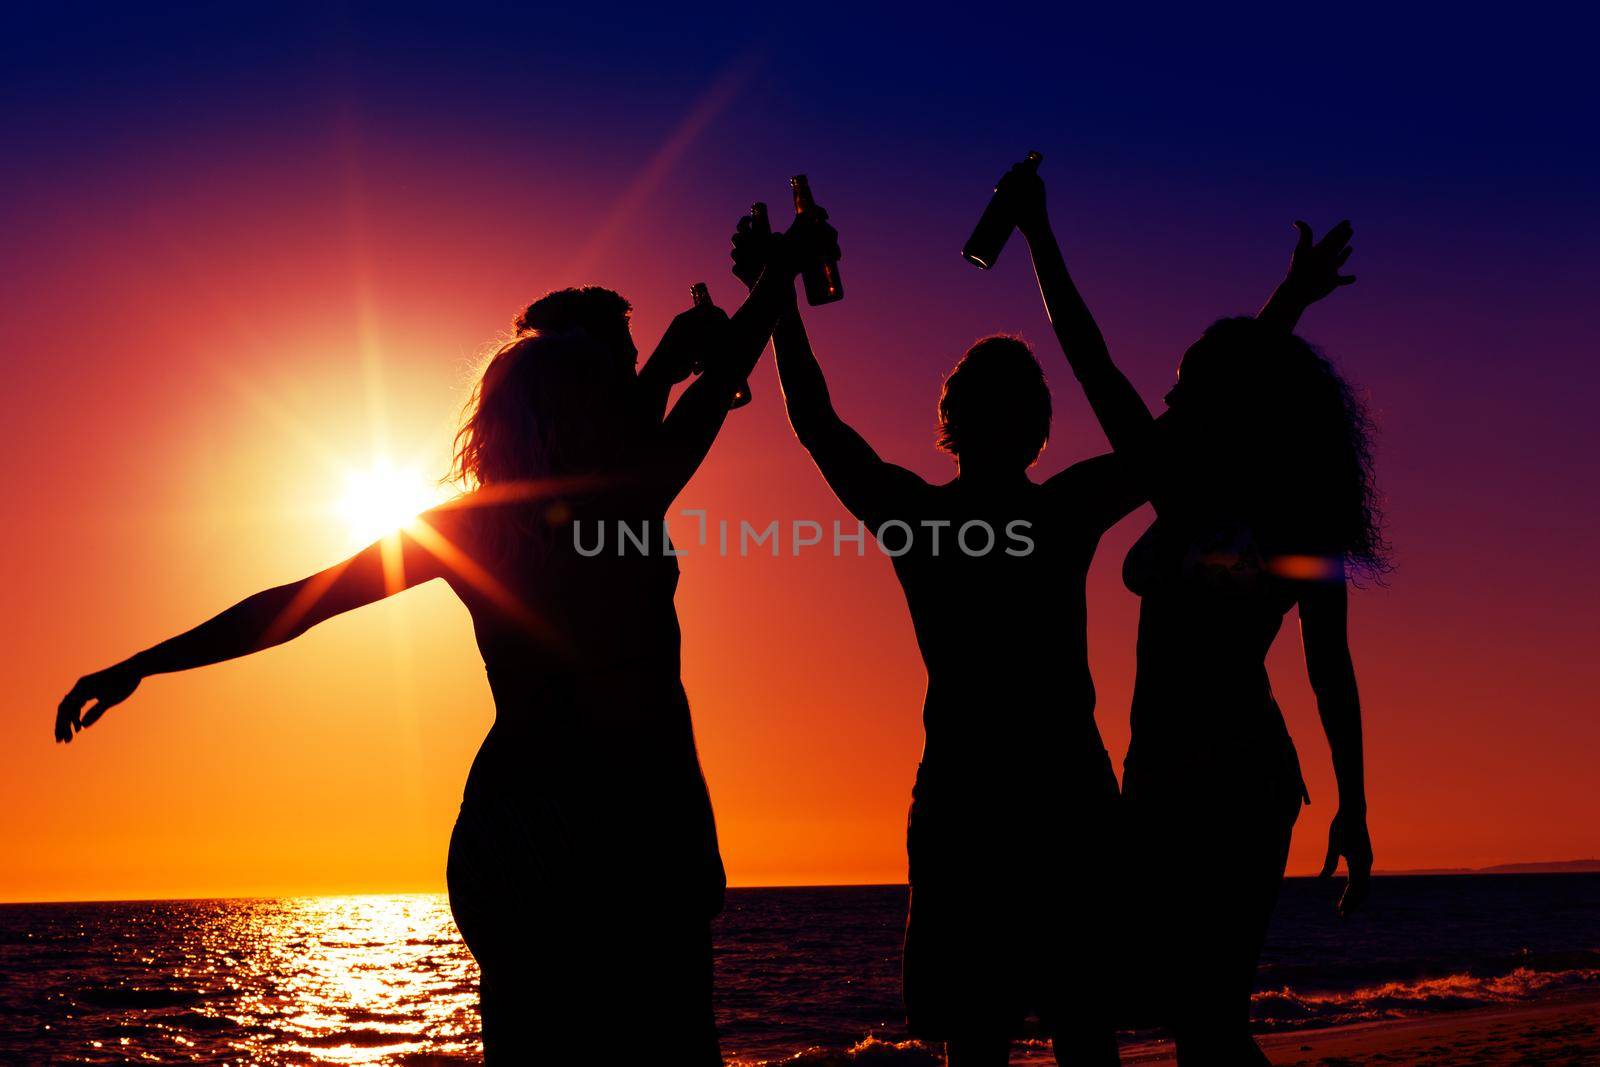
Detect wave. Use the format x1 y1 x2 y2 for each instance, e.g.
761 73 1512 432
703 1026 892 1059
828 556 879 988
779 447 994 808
728 1035 1064 1066
297 1027 418 1048
727 1034 943 1066
1253 964 1600 1029
723 966 1600 1064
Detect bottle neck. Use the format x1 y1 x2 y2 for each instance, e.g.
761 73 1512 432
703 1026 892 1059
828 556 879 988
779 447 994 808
791 180 814 214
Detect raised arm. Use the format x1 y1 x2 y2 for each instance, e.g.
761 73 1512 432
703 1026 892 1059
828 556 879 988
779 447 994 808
634 342 687 425
775 302 928 523
1299 577 1372 916
1042 451 1147 535
55 505 463 742
730 214 926 525
1007 165 1155 457
1257 220 1356 331
638 236 829 511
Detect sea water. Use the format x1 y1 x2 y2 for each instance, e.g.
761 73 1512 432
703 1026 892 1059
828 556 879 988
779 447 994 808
3 875 1597 1064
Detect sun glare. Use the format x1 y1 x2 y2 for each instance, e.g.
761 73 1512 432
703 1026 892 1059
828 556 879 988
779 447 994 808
336 460 446 546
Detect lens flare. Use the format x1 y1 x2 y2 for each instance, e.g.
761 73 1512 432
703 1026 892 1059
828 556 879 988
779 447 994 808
336 460 446 546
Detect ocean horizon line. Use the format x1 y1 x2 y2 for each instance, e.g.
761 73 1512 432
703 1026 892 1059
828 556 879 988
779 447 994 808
6 862 1599 907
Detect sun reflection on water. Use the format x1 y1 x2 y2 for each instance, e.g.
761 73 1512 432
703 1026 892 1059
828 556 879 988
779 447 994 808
6 894 481 1064
226 895 477 1063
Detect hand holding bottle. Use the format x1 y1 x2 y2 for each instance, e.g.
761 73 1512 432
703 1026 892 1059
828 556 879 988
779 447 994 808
730 203 773 291
689 281 751 408
789 175 844 304
999 156 1048 238
657 295 731 382
731 202 840 292
963 151 1043 269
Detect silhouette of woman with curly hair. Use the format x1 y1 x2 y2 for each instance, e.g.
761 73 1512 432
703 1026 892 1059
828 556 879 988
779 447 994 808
1010 161 1380 1065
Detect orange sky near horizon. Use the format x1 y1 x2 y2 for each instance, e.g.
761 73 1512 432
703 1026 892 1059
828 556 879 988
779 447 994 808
5 12 1599 904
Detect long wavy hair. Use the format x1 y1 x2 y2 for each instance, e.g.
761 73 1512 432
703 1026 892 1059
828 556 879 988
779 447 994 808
448 325 635 551
1167 317 1388 579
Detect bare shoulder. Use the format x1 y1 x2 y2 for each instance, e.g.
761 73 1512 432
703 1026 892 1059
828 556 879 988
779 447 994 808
417 492 478 542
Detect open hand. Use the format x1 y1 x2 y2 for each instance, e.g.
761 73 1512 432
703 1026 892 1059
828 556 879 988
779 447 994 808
1286 219 1356 304
1318 805 1373 917
56 663 141 743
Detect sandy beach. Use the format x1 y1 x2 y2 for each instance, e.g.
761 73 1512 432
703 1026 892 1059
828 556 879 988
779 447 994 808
1123 994 1600 1066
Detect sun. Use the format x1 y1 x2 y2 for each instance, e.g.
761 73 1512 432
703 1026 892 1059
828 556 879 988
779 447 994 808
336 459 447 546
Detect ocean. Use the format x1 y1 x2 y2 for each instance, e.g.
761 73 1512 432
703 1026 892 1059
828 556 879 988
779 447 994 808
2 875 1597 1064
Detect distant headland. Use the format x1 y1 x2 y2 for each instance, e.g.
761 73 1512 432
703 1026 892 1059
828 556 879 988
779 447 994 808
1376 859 1600 876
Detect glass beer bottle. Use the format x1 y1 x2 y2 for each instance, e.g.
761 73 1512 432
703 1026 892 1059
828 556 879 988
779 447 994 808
789 175 844 305
749 200 772 241
691 281 751 409
961 150 1042 270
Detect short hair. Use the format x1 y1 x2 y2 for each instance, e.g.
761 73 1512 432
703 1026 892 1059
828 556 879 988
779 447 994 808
515 286 631 335
936 334 1052 468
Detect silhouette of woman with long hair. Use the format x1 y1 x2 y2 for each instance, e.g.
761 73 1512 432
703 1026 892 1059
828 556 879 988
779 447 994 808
54 225 834 1064
1009 163 1379 1064
731 213 1141 1067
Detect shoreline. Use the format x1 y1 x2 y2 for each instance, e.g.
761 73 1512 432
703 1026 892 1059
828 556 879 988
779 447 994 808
1120 992 1600 1065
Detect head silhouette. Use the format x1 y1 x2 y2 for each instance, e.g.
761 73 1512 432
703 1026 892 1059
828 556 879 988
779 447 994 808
516 287 637 371
1166 317 1386 575
937 335 1052 475
451 327 635 493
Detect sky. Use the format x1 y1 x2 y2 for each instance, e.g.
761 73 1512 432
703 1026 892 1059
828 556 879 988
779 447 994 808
3 5 1597 902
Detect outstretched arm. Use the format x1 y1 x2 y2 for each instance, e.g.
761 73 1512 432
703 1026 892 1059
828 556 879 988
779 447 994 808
1299 577 1372 916
56 505 463 742
1258 220 1356 331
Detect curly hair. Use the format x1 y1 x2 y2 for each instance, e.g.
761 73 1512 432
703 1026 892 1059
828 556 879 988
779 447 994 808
936 334 1053 469
515 286 631 336
1170 317 1389 579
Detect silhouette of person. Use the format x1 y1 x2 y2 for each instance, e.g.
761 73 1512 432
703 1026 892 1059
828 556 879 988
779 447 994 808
1008 162 1379 1065
515 284 702 424
54 221 837 1065
731 213 1138 1067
